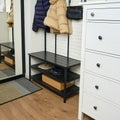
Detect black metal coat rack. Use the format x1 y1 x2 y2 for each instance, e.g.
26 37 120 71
44 30 70 58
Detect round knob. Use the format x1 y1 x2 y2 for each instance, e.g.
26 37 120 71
93 106 97 110
98 36 102 40
91 12 95 17
96 63 100 68
95 85 99 90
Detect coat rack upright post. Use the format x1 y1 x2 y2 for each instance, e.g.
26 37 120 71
12 27 14 47
44 30 46 52
55 34 57 55
67 34 70 58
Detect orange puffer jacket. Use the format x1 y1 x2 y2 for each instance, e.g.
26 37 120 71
44 0 72 34
7 0 13 27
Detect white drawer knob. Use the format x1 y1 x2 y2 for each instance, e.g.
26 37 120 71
91 12 95 17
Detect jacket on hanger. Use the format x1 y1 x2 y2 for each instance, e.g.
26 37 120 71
32 0 50 32
7 0 13 27
44 0 72 34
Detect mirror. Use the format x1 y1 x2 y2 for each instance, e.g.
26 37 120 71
0 0 24 80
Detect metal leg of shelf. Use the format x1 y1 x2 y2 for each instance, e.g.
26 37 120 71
29 55 31 81
63 68 68 103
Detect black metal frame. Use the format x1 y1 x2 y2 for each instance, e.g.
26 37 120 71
28 26 80 103
44 33 70 58
42 20 71 103
28 54 69 103
21 0 25 76
0 0 25 83
28 51 80 103
12 27 14 47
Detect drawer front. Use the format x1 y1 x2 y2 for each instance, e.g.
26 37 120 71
86 22 120 55
84 72 120 105
82 93 120 120
42 74 73 90
85 52 120 81
87 8 120 20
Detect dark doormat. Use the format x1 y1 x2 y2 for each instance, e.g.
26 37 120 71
0 77 42 105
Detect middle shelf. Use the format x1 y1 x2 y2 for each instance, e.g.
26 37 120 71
31 63 80 83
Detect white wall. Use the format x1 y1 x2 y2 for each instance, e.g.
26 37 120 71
0 0 4 12
24 0 45 78
0 12 9 43
6 0 11 12
24 0 82 86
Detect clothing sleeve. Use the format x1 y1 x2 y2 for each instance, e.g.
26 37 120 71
32 18 38 32
32 0 39 32
32 0 50 32
42 0 50 12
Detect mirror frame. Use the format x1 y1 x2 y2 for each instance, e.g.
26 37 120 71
0 0 25 83
21 0 25 76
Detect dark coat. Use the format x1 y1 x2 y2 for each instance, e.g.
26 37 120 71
32 0 50 32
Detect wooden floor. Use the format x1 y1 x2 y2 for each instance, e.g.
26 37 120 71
0 63 9 70
0 83 79 120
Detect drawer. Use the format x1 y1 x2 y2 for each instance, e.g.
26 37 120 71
87 8 120 20
42 74 73 91
82 93 120 120
86 22 120 56
4 56 15 65
85 52 120 81
84 72 120 106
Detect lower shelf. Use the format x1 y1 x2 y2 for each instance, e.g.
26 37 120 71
2 53 15 68
31 74 79 98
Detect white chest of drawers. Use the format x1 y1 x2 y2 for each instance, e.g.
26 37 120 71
79 2 120 120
